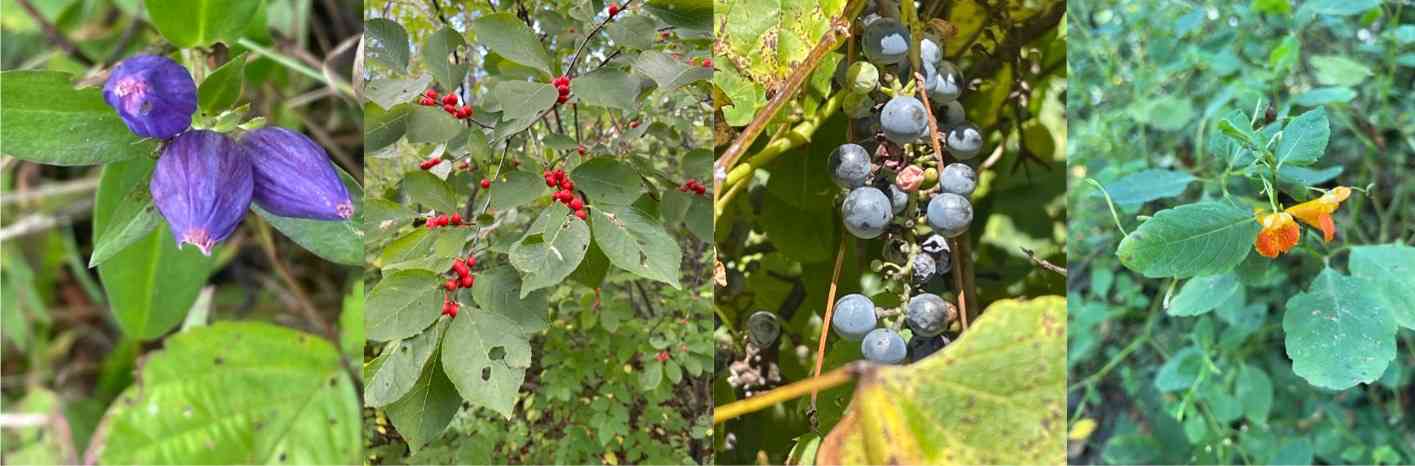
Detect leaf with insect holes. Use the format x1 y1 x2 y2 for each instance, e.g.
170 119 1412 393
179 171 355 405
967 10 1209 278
590 205 681 289
1283 267 1396 389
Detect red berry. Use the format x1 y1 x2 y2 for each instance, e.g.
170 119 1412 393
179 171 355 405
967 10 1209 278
629 120 640 128
419 158 439 170
442 300 459 317
608 2 619 17
656 350 670 362
465 255 477 268
456 106 473 119
481 178 491 189
560 179 574 191
702 58 713 68
441 94 457 106
443 103 457 114
452 257 464 268
449 213 462 225
460 274 475 288
545 176 557 187
557 86 571 97
570 198 584 210
425 89 438 99
577 145 586 155
452 261 470 278
557 94 569 104
445 279 457 291
574 209 588 220
419 96 434 106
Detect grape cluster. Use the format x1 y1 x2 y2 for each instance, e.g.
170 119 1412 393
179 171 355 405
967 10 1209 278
823 6 987 364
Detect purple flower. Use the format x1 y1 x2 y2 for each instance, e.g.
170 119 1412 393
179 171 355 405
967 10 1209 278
239 127 354 221
103 55 198 140
150 130 253 255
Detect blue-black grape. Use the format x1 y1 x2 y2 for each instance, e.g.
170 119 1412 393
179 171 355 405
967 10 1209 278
926 192 972 237
828 144 871 189
861 17 910 65
831 294 877 341
939 163 976 196
842 186 893 239
747 311 781 348
921 233 951 256
907 334 950 363
861 328 907 364
941 101 966 128
928 61 964 105
881 96 928 144
920 38 941 66
911 253 936 284
946 123 984 159
906 293 955 337
887 184 908 214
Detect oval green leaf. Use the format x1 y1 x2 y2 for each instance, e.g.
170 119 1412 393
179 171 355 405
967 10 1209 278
1116 201 1259 278
0 71 157 166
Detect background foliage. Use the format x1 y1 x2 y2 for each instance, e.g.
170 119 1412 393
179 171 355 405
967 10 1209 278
359 0 715 463
1067 0 1415 464
1 0 364 463
711 0 1067 463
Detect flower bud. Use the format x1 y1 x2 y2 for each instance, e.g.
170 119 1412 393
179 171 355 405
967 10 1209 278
103 55 197 139
239 127 354 221
149 130 253 255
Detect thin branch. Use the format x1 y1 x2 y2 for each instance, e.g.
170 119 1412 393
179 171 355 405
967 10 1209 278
1021 247 1066 276
15 0 95 67
809 232 849 411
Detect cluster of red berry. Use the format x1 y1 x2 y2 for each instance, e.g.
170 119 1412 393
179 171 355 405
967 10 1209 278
417 89 473 119
552 75 572 105
440 255 478 317
425 212 465 229
544 168 588 219
678 179 707 196
418 157 474 172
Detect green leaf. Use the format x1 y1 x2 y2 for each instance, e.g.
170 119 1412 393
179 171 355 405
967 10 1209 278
1292 87 1356 107
253 166 363 266
1307 0 1381 16
1168 273 1241 317
1283 267 1396 389
88 173 161 268
640 359 663 390
572 158 644 206
94 159 214 340
605 15 658 49
1277 165 1342 186
406 105 463 144
816 296 1065 465
1348 244 1415 330
340 280 364 360
402 170 459 213
1276 107 1329 166
1132 95 1195 131
1116 201 1260 278
470 13 553 75
365 103 412 151
632 50 712 92
1153 346 1204 392
365 18 410 71
491 80 557 127
438 269 548 419
366 75 433 111
510 205 591 297
590 205 681 288
365 270 443 342
715 0 845 83
714 66 764 126
1310 55 1373 87
100 322 359 464
569 237 611 288
1103 169 1196 210
487 170 548 211
384 346 460 453
144 0 262 48
424 26 469 91
643 0 713 33
0 71 158 165
366 319 446 407
198 52 246 114
571 68 642 111
1236 363 1273 425
379 228 466 273
1267 35 1299 72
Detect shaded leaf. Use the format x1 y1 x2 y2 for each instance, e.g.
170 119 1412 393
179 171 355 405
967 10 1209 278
1116 201 1260 278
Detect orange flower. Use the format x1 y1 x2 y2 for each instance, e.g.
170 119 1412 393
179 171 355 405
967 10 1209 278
1284 186 1351 242
1254 211 1300 258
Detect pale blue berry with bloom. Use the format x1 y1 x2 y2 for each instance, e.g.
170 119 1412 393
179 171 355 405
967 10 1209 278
149 130 253 255
240 127 354 221
102 55 197 140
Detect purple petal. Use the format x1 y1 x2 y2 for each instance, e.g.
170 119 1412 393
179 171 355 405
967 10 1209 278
240 127 353 221
149 130 253 255
103 55 197 140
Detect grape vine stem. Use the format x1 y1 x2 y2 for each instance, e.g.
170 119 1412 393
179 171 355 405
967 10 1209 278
809 231 850 410
717 362 867 424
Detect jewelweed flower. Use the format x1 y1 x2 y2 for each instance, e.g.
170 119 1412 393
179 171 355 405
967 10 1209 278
1254 211 1300 258
240 127 353 220
1285 186 1351 242
103 55 197 140
150 130 253 255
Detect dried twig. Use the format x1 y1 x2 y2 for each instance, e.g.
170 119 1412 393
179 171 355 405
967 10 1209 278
15 0 95 66
1021 247 1067 276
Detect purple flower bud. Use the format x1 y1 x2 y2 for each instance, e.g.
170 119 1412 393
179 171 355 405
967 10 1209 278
149 130 253 255
102 55 198 140
240 127 354 221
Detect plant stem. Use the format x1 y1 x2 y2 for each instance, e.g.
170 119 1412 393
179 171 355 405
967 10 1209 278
717 362 864 424
236 38 355 98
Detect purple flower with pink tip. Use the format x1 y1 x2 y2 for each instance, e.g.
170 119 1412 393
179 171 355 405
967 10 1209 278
149 130 253 255
240 127 354 221
102 55 197 140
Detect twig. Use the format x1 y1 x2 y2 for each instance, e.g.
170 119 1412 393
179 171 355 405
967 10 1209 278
15 0 95 67
809 232 849 411
1021 247 1066 276
717 362 868 424
565 0 636 75
252 217 333 339
0 177 100 206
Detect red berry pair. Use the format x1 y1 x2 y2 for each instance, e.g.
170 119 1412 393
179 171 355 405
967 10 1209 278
628 120 640 129
552 75 571 104
419 158 442 170
607 2 620 18
425 212 464 229
678 179 707 196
